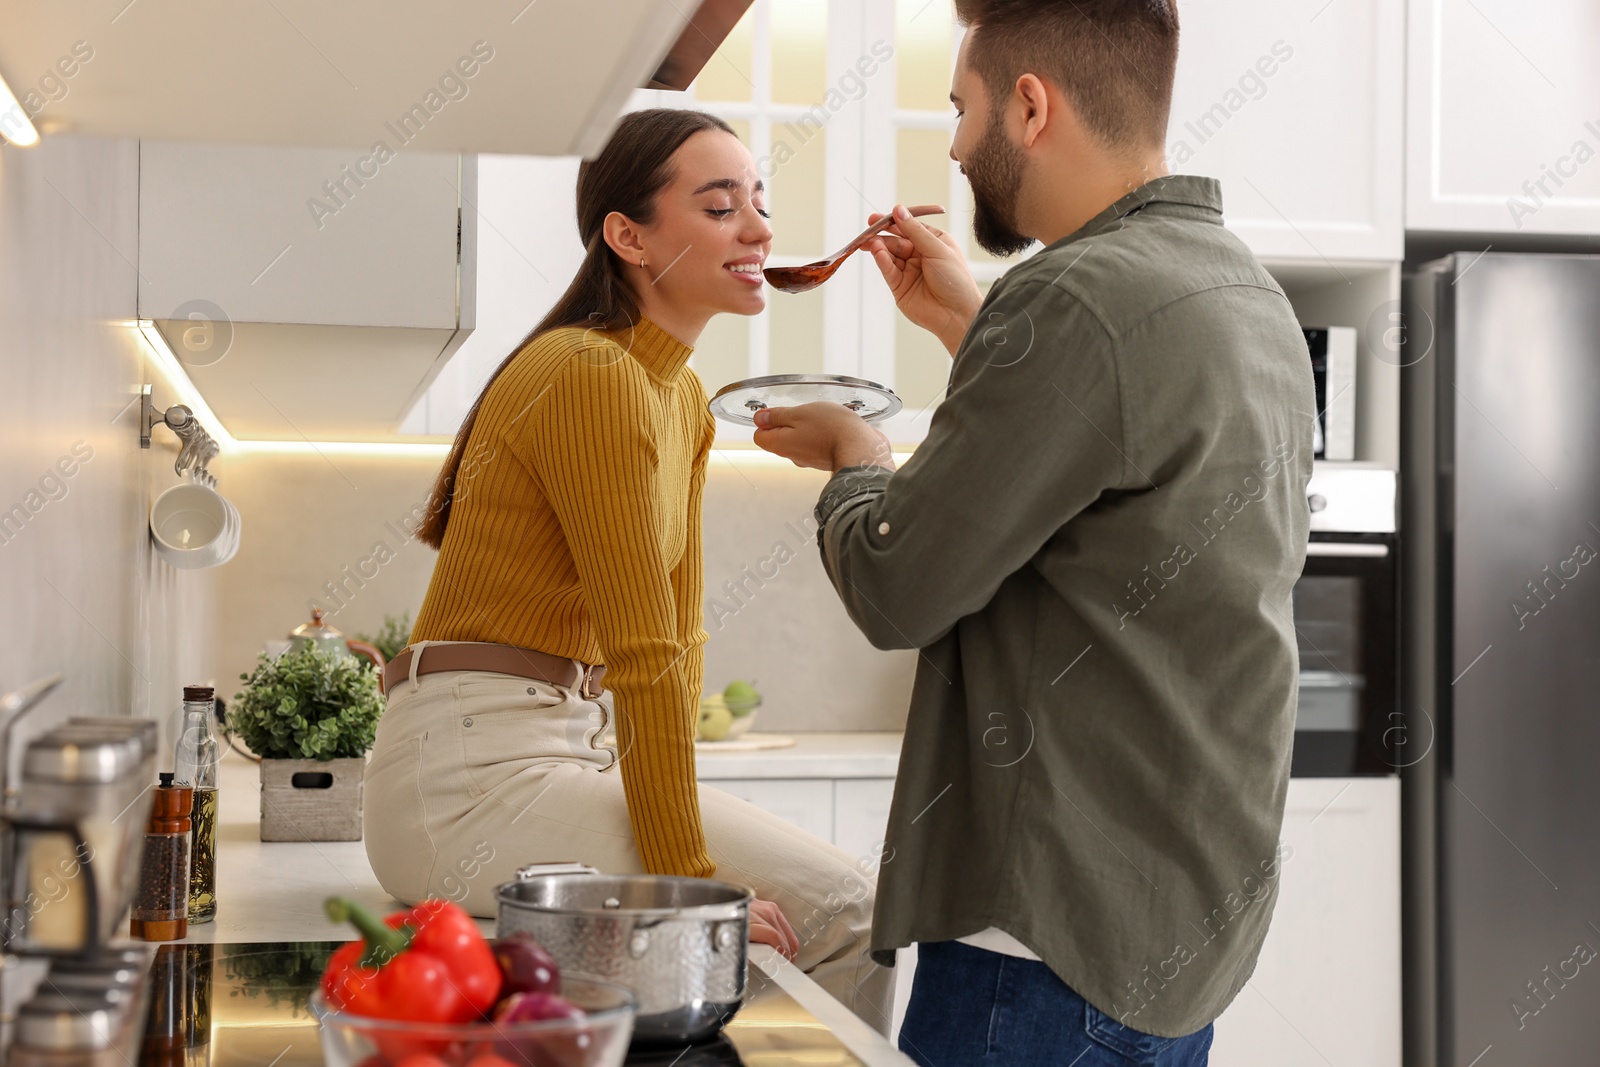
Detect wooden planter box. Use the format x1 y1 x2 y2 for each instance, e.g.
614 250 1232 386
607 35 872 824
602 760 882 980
259 756 365 842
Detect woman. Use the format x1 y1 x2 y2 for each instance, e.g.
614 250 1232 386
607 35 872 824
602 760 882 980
362 109 893 1031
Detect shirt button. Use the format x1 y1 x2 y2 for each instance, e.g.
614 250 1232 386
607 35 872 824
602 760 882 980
878 521 891 536
463 718 474 728
526 687 538 695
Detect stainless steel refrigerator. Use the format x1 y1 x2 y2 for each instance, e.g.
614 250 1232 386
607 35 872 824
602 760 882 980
1403 252 1600 1067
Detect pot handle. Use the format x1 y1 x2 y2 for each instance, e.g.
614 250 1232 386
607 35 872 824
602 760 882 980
514 861 601 880
345 639 386 671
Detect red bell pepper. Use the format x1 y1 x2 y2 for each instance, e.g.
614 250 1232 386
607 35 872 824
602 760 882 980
322 896 503 1024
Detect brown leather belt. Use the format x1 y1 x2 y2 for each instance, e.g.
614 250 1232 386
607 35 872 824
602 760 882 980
383 642 606 699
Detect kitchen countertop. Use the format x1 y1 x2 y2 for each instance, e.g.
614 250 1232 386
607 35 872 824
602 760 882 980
176 743 911 1065
693 731 902 779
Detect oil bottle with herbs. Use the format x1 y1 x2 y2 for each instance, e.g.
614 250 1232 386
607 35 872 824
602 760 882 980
174 685 220 923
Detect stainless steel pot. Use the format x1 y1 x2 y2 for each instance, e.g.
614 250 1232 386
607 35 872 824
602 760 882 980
495 863 751 1046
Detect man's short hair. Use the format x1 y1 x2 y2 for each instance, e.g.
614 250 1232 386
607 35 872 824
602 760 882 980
953 0 1179 151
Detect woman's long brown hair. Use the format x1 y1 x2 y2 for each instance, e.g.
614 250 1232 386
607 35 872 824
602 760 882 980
415 108 735 550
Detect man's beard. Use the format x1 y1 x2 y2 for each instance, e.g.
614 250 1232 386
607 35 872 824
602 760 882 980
965 116 1035 257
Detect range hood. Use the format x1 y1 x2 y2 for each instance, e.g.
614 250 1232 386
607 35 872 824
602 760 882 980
0 0 750 156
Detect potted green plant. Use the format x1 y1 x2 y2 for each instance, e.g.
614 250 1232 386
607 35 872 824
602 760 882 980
232 645 383 842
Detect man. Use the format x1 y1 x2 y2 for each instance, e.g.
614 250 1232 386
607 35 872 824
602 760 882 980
751 1 1314 1063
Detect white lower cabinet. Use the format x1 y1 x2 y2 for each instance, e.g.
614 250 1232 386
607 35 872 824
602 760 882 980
708 771 1400 1061
1210 777 1402 1067
832 779 896 864
703 776 898 862
707 778 835 845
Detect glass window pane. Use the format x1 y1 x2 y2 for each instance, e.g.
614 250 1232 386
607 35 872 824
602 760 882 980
767 287 824 375
771 0 827 106
894 277 991 410
719 116 752 151
895 314 950 412
693 311 752 395
693 5 755 102
897 128 950 214
769 127 825 257
896 0 955 111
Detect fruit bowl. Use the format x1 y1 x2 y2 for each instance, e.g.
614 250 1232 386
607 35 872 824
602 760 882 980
697 693 762 743
310 975 637 1067
725 707 758 740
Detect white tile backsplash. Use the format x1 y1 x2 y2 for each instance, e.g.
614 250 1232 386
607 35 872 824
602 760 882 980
209 452 913 733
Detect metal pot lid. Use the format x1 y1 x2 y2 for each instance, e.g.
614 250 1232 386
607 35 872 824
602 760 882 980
289 607 347 644
708 374 902 426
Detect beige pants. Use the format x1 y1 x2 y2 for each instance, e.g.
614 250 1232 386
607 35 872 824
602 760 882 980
362 646 894 1033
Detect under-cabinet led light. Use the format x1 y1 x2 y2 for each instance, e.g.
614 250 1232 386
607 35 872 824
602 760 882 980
228 439 451 458
136 319 236 450
0 74 40 147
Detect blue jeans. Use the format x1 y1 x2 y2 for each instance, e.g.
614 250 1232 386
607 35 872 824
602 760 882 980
899 941 1214 1067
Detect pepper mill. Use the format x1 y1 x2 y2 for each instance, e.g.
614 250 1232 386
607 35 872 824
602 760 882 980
130 773 193 942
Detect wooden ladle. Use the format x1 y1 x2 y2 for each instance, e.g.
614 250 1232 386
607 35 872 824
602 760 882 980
763 204 946 294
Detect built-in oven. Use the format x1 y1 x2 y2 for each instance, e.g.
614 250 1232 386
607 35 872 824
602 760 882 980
1292 464 1398 776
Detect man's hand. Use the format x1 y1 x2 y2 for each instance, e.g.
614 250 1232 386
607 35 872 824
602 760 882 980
752 403 895 473
865 203 984 357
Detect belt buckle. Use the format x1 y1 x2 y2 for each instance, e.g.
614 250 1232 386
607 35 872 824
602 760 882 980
580 664 602 700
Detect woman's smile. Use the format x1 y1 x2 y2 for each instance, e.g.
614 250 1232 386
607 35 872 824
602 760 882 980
725 254 765 285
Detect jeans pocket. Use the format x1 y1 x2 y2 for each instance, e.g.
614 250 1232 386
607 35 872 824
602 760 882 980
362 736 436 904
455 678 593 795
1083 1001 1178 1065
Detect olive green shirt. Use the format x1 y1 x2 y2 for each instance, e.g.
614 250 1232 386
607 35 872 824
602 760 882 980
815 176 1313 1037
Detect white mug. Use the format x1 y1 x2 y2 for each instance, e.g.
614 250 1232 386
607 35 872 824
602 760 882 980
150 482 240 569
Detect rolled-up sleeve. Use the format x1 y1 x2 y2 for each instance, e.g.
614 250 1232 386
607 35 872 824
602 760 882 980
816 282 1129 649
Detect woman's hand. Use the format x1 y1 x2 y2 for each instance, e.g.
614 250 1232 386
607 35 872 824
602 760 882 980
864 204 984 357
748 896 800 961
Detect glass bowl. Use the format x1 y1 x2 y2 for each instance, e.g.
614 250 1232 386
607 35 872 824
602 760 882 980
310 974 637 1067
725 708 758 740
697 695 762 743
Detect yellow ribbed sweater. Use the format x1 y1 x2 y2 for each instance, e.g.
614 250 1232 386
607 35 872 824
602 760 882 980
411 316 716 878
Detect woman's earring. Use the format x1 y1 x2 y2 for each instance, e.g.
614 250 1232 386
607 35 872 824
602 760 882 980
639 257 646 269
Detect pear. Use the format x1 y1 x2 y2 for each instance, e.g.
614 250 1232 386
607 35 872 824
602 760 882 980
698 697 734 742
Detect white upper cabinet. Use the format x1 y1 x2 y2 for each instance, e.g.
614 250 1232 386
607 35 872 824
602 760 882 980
2 4 696 157
138 142 476 441
1168 0 1404 261
1407 0 1600 234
